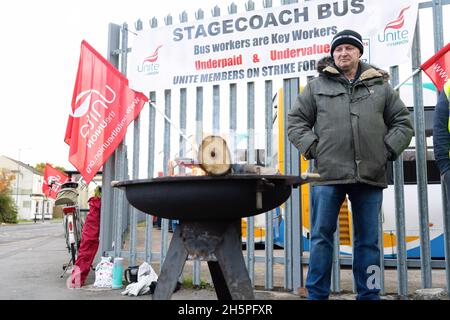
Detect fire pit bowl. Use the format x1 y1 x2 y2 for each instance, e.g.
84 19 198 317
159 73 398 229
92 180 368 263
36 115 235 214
113 174 311 220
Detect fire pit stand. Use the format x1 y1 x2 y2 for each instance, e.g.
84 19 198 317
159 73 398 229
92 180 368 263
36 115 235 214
154 219 253 300
112 174 319 300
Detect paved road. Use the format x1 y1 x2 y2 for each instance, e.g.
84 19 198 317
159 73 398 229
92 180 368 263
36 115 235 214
0 222 64 260
0 221 84 299
0 222 301 300
1 222 447 301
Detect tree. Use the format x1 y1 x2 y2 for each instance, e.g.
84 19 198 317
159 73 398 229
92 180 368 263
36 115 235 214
35 162 66 174
35 162 45 174
0 169 18 223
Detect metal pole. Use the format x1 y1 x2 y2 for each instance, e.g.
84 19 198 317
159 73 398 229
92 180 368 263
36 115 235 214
247 81 256 285
195 87 204 146
193 86 203 286
179 89 187 173
228 2 238 163
411 17 432 288
145 92 157 263
160 89 171 270
288 80 301 292
112 22 130 259
100 23 120 257
282 79 298 290
281 0 300 293
158 14 174 271
178 13 188 175
378 208 385 295
390 66 408 297
264 79 274 289
263 0 273 8
143 17 159 265
213 85 220 135
283 79 293 289
124 21 139 267
243 3 256 285
192 6 204 286
113 110 125 258
211 5 221 136
229 83 237 161
432 0 444 52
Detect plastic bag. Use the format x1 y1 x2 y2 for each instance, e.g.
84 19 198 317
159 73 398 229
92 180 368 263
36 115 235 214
121 262 159 296
138 261 158 282
93 256 113 288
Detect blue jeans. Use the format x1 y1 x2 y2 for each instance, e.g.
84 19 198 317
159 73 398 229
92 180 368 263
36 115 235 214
306 184 383 300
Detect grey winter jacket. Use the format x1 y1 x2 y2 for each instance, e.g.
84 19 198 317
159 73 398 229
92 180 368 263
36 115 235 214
287 58 414 188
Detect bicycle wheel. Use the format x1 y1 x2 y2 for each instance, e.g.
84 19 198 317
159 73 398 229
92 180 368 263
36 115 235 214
73 215 81 264
74 211 83 251
63 217 70 252
71 243 76 265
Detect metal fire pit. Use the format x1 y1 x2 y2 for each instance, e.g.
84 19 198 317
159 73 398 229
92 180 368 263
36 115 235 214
113 174 317 300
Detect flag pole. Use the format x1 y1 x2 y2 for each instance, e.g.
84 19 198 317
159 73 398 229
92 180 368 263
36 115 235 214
148 101 197 151
393 67 422 91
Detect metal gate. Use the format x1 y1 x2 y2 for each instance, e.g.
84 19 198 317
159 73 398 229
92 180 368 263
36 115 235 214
99 0 450 298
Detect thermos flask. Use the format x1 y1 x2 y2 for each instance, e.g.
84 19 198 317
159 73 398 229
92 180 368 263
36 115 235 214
112 257 124 289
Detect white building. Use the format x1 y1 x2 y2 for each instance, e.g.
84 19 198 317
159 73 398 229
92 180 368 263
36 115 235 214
0 155 54 220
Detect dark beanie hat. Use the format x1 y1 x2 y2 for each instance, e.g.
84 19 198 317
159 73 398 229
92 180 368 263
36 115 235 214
330 29 364 56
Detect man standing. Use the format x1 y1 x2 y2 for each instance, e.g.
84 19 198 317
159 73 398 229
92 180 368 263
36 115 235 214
433 80 450 207
287 30 413 300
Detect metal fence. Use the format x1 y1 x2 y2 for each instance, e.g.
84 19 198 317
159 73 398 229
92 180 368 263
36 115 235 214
99 0 450 298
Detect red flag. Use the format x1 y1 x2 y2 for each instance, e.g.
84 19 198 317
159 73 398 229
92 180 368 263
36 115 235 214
65 41 148 183
42 163 69 199
421 42 450 91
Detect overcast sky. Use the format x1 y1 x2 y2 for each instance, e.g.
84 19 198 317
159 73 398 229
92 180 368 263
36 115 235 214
0 0 446 172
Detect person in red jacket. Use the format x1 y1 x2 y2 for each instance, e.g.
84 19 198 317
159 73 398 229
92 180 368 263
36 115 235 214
70 186 102 287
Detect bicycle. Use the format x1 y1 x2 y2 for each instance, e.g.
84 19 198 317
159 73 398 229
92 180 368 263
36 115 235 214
55 179 84 278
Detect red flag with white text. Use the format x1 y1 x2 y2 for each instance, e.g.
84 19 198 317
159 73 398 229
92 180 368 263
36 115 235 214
42 163 69 199
421 42 450 91
65 41 148 183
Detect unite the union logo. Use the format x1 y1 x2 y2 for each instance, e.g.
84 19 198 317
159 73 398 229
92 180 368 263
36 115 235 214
46 175 61 187
71 85 117 139
72 85 116 118
137 44 163 75
45 174 63 193
377 6 411 47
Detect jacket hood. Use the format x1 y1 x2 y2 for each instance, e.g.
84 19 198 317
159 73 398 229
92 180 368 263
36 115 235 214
317 56 390 81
